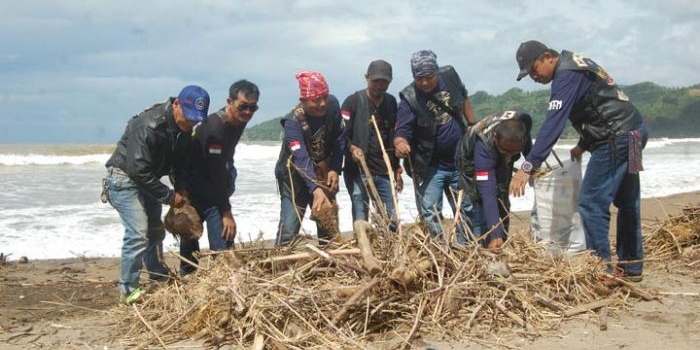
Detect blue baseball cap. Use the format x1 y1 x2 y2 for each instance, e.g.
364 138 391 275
177 85 210 122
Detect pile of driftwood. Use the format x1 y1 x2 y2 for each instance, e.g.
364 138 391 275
645 205 700 262
117 216 659 349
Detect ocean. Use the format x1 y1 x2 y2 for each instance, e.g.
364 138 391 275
1 139 699 260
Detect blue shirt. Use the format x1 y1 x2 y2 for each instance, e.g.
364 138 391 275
525 69 592 168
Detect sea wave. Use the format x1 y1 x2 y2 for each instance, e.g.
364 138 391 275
0 153 111 166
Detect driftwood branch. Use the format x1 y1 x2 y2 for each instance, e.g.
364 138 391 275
353 220 382 275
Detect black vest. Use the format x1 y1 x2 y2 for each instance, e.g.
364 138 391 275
399 66 469 183
557 51 643 149
274 95 341 179
345 90 396 171
456 110 532 201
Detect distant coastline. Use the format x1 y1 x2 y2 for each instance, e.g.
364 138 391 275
242 81 700 141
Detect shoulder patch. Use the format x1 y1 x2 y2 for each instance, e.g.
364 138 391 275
208 143 223 154
476 171 489 181
289 140 301 151
341 109 351 121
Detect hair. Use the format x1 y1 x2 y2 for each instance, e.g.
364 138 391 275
495 119 527 143
229 79 260 100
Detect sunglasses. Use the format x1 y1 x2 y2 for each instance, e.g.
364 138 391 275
237 103 259 112
228 98 259 113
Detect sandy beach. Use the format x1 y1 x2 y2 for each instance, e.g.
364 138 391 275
1 191 698 349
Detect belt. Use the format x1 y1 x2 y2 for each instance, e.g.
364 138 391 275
107 166 128 176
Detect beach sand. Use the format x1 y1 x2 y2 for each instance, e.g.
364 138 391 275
1 191 698 349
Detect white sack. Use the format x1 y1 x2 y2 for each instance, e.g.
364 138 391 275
531 159 586 254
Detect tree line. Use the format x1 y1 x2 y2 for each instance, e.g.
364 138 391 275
243 82 700 141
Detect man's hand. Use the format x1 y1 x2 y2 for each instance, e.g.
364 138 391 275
394 137 411 158
312 187 330 212
509 169 531 197
326 170 339 194
350 145 364 163
395 172 404 193
570 146 584 162
222 211 237 241
170 191 187 208
488 237 504 249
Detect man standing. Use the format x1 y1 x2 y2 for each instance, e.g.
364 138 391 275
456 110 532 249
342 60 403 228
394 50 478 244
104 85 210 303
180 80 260 275
510 40 648 281
274 71 346 246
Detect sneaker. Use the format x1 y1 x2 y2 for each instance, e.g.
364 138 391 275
123 287 145 305
612 267 643 283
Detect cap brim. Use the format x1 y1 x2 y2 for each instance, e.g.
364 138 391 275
516 68 529 81
367 74 392 82
183 110 206 122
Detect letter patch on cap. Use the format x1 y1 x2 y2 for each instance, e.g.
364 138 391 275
289 140 301 151
341 109 351 121
476 171 489 181
208 144 222 154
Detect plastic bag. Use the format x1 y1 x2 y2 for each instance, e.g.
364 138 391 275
531 159 586 254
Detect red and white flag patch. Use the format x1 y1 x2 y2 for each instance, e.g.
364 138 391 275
289 140 301 151
208 144 222 154
475 171 489 181
341 109 351 121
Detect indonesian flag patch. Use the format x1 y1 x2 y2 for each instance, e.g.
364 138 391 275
476 171 489 181
208 143 222 154
341 109 351 121
289 140 301 151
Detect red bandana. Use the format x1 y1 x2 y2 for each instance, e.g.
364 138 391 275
295 71 329 99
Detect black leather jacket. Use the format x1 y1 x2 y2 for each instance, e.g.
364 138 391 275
106 98 192 204
558 51 643 150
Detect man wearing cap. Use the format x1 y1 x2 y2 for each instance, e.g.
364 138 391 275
342 60 403 229
394 50 478 244
456 110 532 249
274 71 346 246
104 85 210 303
510 40 648 281
179 80 260 275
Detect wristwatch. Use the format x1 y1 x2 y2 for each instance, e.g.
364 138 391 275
521 161 533 174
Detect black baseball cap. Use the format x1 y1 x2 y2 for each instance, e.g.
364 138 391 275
366 59 392 82
516 40 548 81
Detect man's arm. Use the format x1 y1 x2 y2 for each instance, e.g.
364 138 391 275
200 120 232 213
125 125 173 204
394 99 416 158
474 140 506 241
284 120 318 193
524 70 592 169
463 97 477 126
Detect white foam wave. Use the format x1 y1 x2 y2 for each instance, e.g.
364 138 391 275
0 153 111 166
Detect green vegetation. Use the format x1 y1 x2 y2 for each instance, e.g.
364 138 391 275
244 82 700 140
243 117 283 141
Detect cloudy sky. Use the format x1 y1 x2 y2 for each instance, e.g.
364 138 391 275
1 0 698 143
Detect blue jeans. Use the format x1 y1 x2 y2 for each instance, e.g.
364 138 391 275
105 168 169 296
579 127 648 275
344 171 395 223
416 166 476 244
179 205 234 275
275 176 333 247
